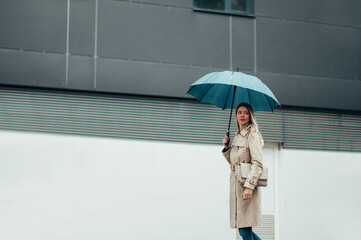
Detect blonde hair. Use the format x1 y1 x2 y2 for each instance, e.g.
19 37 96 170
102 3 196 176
235 102 264 144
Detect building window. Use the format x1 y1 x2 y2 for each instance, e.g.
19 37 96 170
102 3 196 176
193 0 255 17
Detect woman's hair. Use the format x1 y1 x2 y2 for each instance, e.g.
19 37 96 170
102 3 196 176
235 102 260 133
235 102 264 148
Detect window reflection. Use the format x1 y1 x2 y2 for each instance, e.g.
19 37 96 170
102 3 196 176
231 0 246 11
194 0 225 11
193 0 253 16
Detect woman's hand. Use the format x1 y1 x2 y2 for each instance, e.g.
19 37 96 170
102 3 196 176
222 135 231 148
243 188 253 200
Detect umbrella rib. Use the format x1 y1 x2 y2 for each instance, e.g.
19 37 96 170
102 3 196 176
247 88 251 105
198 84 215 102
265 94 274 111
222 85 232 110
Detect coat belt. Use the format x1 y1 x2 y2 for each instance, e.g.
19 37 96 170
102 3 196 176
230 164 236 171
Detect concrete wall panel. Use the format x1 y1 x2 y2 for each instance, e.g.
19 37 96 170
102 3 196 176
97 1 230 68
69 0 96 56
258 71 361 111
96 57 225 97
0 0 67 53
68 55 94 90
257 0 361 28
232 17 255 71
257 17 361 80
0 50 65 88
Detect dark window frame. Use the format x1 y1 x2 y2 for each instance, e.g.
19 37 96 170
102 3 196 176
193 0 255 18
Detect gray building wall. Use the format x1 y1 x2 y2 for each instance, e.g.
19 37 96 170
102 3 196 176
0 0 360 111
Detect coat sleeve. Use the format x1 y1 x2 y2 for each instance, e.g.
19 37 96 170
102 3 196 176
222 147 232 165
243 131 263 190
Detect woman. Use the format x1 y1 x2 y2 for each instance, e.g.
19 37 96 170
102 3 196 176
222 102 264 240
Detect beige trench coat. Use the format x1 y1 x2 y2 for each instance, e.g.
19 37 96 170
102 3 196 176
222 128 264 228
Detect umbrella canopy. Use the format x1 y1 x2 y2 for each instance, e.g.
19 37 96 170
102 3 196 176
186 70 280 145
187 71 280 111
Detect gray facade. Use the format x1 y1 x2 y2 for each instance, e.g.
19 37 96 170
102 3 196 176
1 3 361 240
0 0 360 112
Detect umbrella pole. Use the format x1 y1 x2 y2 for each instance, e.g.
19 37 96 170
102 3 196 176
226 86 237 147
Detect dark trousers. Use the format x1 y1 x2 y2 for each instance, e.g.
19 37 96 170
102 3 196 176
238 227 262 240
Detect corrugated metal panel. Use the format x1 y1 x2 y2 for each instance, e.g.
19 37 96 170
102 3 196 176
236 215 275 240
1 86 361 152
0 87 235 144
282 109 361 151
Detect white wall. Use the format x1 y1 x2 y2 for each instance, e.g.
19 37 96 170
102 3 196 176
0 130 236 240
280 149 361 240
0 130 278 240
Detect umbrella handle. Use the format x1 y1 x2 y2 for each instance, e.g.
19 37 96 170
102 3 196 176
226 131 230 147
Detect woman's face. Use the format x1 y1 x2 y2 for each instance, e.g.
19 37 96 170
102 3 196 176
236 106 250 128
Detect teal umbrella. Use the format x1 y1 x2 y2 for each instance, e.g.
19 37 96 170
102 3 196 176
187 70 280 143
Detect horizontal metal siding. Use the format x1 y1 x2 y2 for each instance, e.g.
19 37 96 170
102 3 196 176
254 215 275 240
282 109 361 151
1 86 361 152
0 87 234 144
